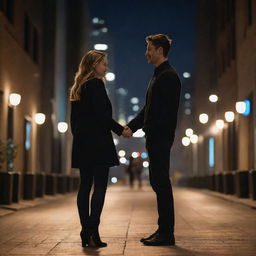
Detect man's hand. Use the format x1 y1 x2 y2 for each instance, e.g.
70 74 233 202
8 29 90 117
122 126 133 138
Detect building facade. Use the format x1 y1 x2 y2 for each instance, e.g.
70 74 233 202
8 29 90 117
179 0 256 200
0 0 90 203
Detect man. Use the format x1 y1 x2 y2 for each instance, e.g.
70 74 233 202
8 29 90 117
123 34 181 246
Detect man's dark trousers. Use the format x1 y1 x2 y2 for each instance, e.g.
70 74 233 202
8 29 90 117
146 132 175 236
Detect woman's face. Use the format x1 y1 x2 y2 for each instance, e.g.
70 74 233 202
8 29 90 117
95 57 108 78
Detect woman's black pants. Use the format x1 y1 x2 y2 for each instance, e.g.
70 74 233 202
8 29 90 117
77 165 109 229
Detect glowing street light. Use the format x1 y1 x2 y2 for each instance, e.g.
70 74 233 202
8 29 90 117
9 93 21 106
199 113 209 124
130 97 139 104
119 157 127 164
235 101 246 114
132 105 139 111
183 72 191 78
225 111 235 122
190 134 198 144
58 122 68 133
105 72 115 81
209 94 218 102
141 152 148 159
94 44 108 51
184 93 191 99
118 150 126 157
34 113 46 125
111 177 118 183
182 137 190 146
143 161 149 168
216 119 224 130
132 152 139 158
185 128 193 137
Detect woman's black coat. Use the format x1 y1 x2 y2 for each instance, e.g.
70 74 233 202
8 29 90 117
70 78 123 168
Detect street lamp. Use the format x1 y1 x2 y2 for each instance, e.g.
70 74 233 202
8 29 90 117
182 137 190 146
183 72 191 78
132 105 139 111
199 113 209 124
216 119 224 130
9 93 21 106
118 150 126 157
209 94 218 102
57 122 68 133
225 111 235 122
34 113 46 125
130 97 139 104
132 152 139 158
94 44 108 51
184 93 191 99
105 72 115 81
235 101 246 114
119 157 127 164
190 134 198 144
143 161 149 168
185 128 193 137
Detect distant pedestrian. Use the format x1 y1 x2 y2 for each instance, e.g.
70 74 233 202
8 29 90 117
126 156 143 189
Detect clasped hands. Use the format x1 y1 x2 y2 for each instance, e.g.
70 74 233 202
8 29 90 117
122 126 133 139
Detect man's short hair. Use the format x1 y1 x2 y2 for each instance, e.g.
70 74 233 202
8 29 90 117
146 34 172 57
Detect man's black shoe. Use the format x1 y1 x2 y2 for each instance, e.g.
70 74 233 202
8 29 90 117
142 233 175 246
140 229 159 243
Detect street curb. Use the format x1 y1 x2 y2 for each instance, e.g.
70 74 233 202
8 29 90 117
198 189 256 210
0 192 77 217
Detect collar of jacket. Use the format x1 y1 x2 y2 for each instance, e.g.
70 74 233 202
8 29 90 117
153 60 170 76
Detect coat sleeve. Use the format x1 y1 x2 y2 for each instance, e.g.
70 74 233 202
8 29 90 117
89 79 124 136
154 73 181 130
127 105 145 133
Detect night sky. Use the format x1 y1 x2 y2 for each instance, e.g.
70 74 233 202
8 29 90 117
88 0 195 113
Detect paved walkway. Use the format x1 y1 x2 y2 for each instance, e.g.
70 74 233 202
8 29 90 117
0 186 255 256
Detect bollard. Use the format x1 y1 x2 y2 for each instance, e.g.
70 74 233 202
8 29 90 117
45 173 57 195
57 174 67 194
72 176 80 191
235 170 249 198
66 175 74 192
210 174 215 191
215 173 224 193
12 172 21 203
36 173 46 197
249 170 256 200
223 171 235 195
0 172 13 205
23 173 36 200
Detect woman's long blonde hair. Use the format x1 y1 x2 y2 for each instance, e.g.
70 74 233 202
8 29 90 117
69 50 106 101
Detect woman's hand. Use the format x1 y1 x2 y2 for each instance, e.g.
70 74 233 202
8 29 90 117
122 126 133 138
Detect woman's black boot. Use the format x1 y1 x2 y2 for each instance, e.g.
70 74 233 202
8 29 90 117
90 227 107 247
80 228 91 247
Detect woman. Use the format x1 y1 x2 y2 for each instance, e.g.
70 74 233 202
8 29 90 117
70 50 125 247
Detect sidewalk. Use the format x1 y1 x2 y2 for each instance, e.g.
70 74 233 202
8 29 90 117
0 186 256 256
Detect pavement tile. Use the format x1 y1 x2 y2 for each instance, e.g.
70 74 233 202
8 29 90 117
0 186 255 256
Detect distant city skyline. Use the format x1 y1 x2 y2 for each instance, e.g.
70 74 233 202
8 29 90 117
88 0 195 116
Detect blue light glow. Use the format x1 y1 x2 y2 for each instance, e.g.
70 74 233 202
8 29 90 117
242 100 251 116
25 121 31 151
209 137 214 168
141 152 148 159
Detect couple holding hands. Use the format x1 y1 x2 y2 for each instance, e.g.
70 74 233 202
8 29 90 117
70 34 181 247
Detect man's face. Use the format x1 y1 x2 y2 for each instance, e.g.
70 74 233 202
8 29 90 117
145 41 161 65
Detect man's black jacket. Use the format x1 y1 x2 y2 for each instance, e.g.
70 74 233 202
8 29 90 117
128 61 181 136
